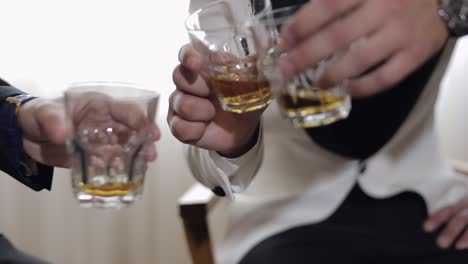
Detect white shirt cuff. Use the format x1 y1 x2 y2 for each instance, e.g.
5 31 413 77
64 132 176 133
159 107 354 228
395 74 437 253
187 123 264 201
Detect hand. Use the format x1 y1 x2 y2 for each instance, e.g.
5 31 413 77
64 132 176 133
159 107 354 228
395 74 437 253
424 197 468 250
279 0 449 97
168 44 262 158
17 98 69 167
17 97 160 168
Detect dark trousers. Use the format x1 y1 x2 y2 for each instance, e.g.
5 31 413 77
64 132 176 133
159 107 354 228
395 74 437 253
0 235 49 264
241 185 468 264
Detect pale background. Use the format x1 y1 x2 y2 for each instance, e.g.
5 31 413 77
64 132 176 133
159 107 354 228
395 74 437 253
0 0 195 263
0 0 466 263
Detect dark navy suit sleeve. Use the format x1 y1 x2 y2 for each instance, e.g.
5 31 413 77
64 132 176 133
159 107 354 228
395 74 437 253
0 79 53 191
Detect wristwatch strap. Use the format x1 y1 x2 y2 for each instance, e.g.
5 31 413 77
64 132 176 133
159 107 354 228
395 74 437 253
438 0 468 37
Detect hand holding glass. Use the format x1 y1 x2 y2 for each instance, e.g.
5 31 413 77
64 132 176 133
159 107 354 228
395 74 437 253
64 82 159 208
185 0 273 113
250 5 351 127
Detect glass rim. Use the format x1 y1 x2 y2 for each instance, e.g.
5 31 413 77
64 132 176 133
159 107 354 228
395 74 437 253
249 4 301 26
185 0 272 33
65 81 159 98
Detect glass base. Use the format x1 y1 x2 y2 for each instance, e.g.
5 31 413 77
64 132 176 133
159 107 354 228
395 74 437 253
75 192 140 209
220 93 272 113
287 97 351 128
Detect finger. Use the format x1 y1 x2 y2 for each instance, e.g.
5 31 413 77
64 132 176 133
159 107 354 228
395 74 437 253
172 64 211 97
318 23 402 88
23 139 69 168
145 143 157 162
281 0 363 47
110 101 147 131
152 126 161 141
178 43 190 63
90 155 106 174
280 1 386 79
425 206 457 233
345 48 421 98
456 225 468 250
437 211 468 249
180 45 204 74
168 114 207 144
169 90 216 122
210 51 240 66
34 101 67 145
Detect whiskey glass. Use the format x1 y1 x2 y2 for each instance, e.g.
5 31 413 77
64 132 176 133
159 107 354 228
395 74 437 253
185 0 273 113
250 5 351 127
64 82 159 208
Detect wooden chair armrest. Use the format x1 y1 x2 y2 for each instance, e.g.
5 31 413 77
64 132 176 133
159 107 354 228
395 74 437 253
179 183 221 264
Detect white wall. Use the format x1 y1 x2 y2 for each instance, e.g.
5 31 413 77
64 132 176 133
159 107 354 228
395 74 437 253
0 1 196 263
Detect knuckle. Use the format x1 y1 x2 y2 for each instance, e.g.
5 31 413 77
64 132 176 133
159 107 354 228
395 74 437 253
321 63 342 86
289 14 308 38
329 23 352 50
181 49 192 67
177 96 198 118
172 65 182 85
292 45 316 71
352 46 373 70
182 47 201 69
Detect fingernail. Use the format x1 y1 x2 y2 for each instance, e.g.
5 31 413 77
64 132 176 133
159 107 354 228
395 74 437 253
169 116 179 132
172 92 182 113
178 45 188 63
278 58 296 78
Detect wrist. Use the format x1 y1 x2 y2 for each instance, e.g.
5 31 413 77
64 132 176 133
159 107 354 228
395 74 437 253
217 122 261 158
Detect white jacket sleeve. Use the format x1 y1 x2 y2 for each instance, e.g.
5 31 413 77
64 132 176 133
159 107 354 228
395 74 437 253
185 125 264 200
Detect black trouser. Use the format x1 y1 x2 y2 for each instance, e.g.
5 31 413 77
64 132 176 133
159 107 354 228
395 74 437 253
240 185 468 264
0 235 49 264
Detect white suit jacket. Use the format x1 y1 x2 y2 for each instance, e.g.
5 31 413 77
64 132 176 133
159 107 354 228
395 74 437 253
186 1 468 262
